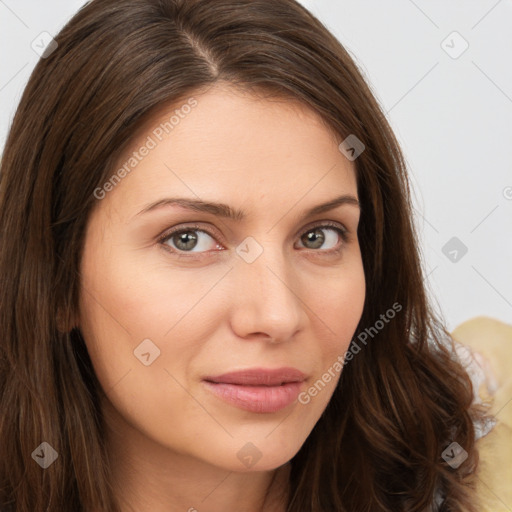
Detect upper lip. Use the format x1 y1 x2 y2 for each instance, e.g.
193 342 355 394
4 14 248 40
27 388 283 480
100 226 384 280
203 367 306 386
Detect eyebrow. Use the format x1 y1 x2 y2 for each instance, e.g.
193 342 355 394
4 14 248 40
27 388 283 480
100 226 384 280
135 194 360 221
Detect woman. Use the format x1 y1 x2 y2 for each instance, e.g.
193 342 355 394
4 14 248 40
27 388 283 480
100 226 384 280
0 0 491 510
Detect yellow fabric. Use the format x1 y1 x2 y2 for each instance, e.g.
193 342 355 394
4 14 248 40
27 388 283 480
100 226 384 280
451 316 512 511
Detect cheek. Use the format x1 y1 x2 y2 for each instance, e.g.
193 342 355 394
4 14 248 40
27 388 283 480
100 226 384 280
292 264 365 435
316 259 366 352
77 246 227 442
312 264 365 391
78 243 231 379
293 256 365 401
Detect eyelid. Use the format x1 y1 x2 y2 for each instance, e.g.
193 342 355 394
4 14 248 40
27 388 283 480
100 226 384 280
156 223 224 253
299 219 349 239
157 220 350 256
295 220 350 253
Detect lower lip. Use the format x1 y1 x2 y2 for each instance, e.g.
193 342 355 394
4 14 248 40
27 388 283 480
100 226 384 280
202 381 303 413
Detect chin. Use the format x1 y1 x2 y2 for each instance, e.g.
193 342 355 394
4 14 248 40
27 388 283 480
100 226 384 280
198 431 306 473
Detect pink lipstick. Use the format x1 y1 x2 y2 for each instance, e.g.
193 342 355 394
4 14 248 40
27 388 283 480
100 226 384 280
203 367 306 413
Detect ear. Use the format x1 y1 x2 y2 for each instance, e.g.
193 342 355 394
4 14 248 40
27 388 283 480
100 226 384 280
56 306 79 334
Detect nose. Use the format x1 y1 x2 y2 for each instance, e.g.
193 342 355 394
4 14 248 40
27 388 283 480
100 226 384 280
228 242 307 343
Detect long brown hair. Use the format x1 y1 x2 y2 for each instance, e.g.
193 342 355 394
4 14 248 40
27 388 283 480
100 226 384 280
0 0 489 510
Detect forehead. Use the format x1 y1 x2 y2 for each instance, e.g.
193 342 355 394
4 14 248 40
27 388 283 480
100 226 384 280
98 83 357 221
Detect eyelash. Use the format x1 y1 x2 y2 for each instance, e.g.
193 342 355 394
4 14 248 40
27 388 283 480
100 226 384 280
157 221 350 259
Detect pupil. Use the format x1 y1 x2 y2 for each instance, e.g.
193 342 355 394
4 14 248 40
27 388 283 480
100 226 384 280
304 229 324 249
175 231 198 251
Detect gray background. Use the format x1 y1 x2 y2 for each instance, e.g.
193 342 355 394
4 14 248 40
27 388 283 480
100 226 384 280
1 0 511 331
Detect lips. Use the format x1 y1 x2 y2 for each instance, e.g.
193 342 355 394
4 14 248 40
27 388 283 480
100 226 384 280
202 367 306 413
204 367 306 386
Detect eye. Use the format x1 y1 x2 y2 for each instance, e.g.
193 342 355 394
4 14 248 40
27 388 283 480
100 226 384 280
157 221 349 257
159 224 222 254
296 223 348 252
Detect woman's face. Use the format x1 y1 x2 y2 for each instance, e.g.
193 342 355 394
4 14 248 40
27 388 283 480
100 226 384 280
79 83 365 472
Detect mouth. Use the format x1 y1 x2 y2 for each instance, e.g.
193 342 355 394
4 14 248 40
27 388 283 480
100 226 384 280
202 367 306 413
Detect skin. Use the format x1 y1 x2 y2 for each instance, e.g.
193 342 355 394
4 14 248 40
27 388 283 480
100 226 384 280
78 82 366 512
